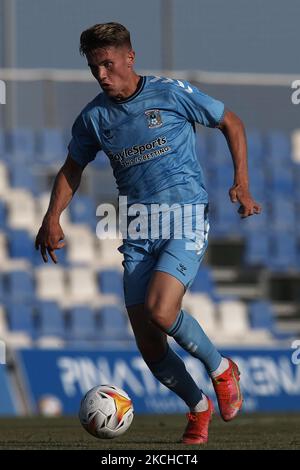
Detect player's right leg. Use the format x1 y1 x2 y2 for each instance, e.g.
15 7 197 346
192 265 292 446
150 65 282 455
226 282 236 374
127 303 214 444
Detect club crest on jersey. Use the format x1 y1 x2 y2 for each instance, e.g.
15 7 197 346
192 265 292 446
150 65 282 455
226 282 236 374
145 109 162 128
103 129 113 140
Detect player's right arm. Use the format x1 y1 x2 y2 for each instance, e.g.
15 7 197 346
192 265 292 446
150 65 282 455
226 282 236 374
35 154 85 263
35 106 101 263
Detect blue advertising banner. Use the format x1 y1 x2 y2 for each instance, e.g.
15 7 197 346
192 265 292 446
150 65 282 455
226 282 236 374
18 346 300 414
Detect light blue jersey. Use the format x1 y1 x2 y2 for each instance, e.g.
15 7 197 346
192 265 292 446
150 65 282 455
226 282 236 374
68 75 225 206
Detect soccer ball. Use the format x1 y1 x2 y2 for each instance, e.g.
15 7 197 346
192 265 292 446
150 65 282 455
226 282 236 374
38 395 62 417
79 385 134 439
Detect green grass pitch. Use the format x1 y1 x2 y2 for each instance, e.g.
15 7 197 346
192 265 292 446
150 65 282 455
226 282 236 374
0 413 299 450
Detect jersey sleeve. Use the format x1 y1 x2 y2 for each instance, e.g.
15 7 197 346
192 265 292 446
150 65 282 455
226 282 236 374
172 81 225 128
68 112 101 167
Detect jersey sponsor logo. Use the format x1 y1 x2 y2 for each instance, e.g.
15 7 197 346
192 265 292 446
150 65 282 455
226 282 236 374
107 136 169 167
145 109 163 128
121 145 171 168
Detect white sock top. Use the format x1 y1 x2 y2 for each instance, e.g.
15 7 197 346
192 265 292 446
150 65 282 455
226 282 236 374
190 394 208 412
211 357 229 379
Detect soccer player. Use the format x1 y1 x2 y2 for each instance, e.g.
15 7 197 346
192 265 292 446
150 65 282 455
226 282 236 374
35 22 261 444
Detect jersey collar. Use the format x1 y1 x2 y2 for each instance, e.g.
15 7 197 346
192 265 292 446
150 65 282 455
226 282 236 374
110 76 145 104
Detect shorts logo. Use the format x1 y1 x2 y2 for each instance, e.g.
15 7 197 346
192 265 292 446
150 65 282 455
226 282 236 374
145 109 162 128
176 263 187 276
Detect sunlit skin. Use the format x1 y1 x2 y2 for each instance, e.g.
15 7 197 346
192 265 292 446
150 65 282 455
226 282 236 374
86 46 140 100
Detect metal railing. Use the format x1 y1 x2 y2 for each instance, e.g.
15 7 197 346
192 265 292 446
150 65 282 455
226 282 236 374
0 67 298 129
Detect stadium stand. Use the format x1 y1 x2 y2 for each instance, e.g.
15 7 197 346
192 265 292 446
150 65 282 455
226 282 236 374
98 305 131 341
6 302 35 334
98 269 124 299
67 306 98 342
36 301 65 340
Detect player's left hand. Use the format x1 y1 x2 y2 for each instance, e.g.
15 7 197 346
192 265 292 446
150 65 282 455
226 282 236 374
229 183 262 218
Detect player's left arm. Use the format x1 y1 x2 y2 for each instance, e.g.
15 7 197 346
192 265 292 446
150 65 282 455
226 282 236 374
217 109 262 218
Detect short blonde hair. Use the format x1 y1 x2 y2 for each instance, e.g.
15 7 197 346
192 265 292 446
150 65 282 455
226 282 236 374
80 22 132 55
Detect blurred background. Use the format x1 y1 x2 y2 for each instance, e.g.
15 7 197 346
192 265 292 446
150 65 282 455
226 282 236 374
0 0 300 418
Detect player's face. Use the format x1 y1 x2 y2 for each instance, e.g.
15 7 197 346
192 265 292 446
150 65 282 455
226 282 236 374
86 46 135 99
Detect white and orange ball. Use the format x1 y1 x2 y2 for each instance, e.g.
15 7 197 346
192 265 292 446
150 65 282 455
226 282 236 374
79 385 134 439
38 395 63 417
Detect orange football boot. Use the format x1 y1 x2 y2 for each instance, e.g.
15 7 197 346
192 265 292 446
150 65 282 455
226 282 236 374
212 358 243 421
181 397 214 444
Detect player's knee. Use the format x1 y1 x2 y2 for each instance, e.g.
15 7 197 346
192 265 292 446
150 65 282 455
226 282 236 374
145 299 177 332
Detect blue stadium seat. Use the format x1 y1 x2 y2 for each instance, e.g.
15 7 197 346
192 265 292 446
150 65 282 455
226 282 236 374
266 130 291 162
9 164 37 193
6 302 35 337
36 128 65 163
244 233 270 267
210 194 241 237
68 306 97 341
8 229 35 261
268 177 294 198
0 129 6 155
69 195 96 228
293 164 300 202
248 167 266 201
270 201 296 232
0 201 6 229
189 266 216 296
98 269 124 299
268 161 293 176
6 270 35 302
249 300 275 330
241 205 268 233
268 162 294 179
37 301 65 338
213 166 233 191
0 274 5 303
247 130 264 161
268 233 298 271
98 305 130 340
6 129 35 156
249 300 295 340
210 131 231 163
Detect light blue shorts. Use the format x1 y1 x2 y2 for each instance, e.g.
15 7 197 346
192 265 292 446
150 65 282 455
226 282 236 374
118 204 209 307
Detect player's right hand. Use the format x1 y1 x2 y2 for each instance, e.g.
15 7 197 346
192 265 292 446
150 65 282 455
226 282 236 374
35 216 66 263
229 183 262 218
